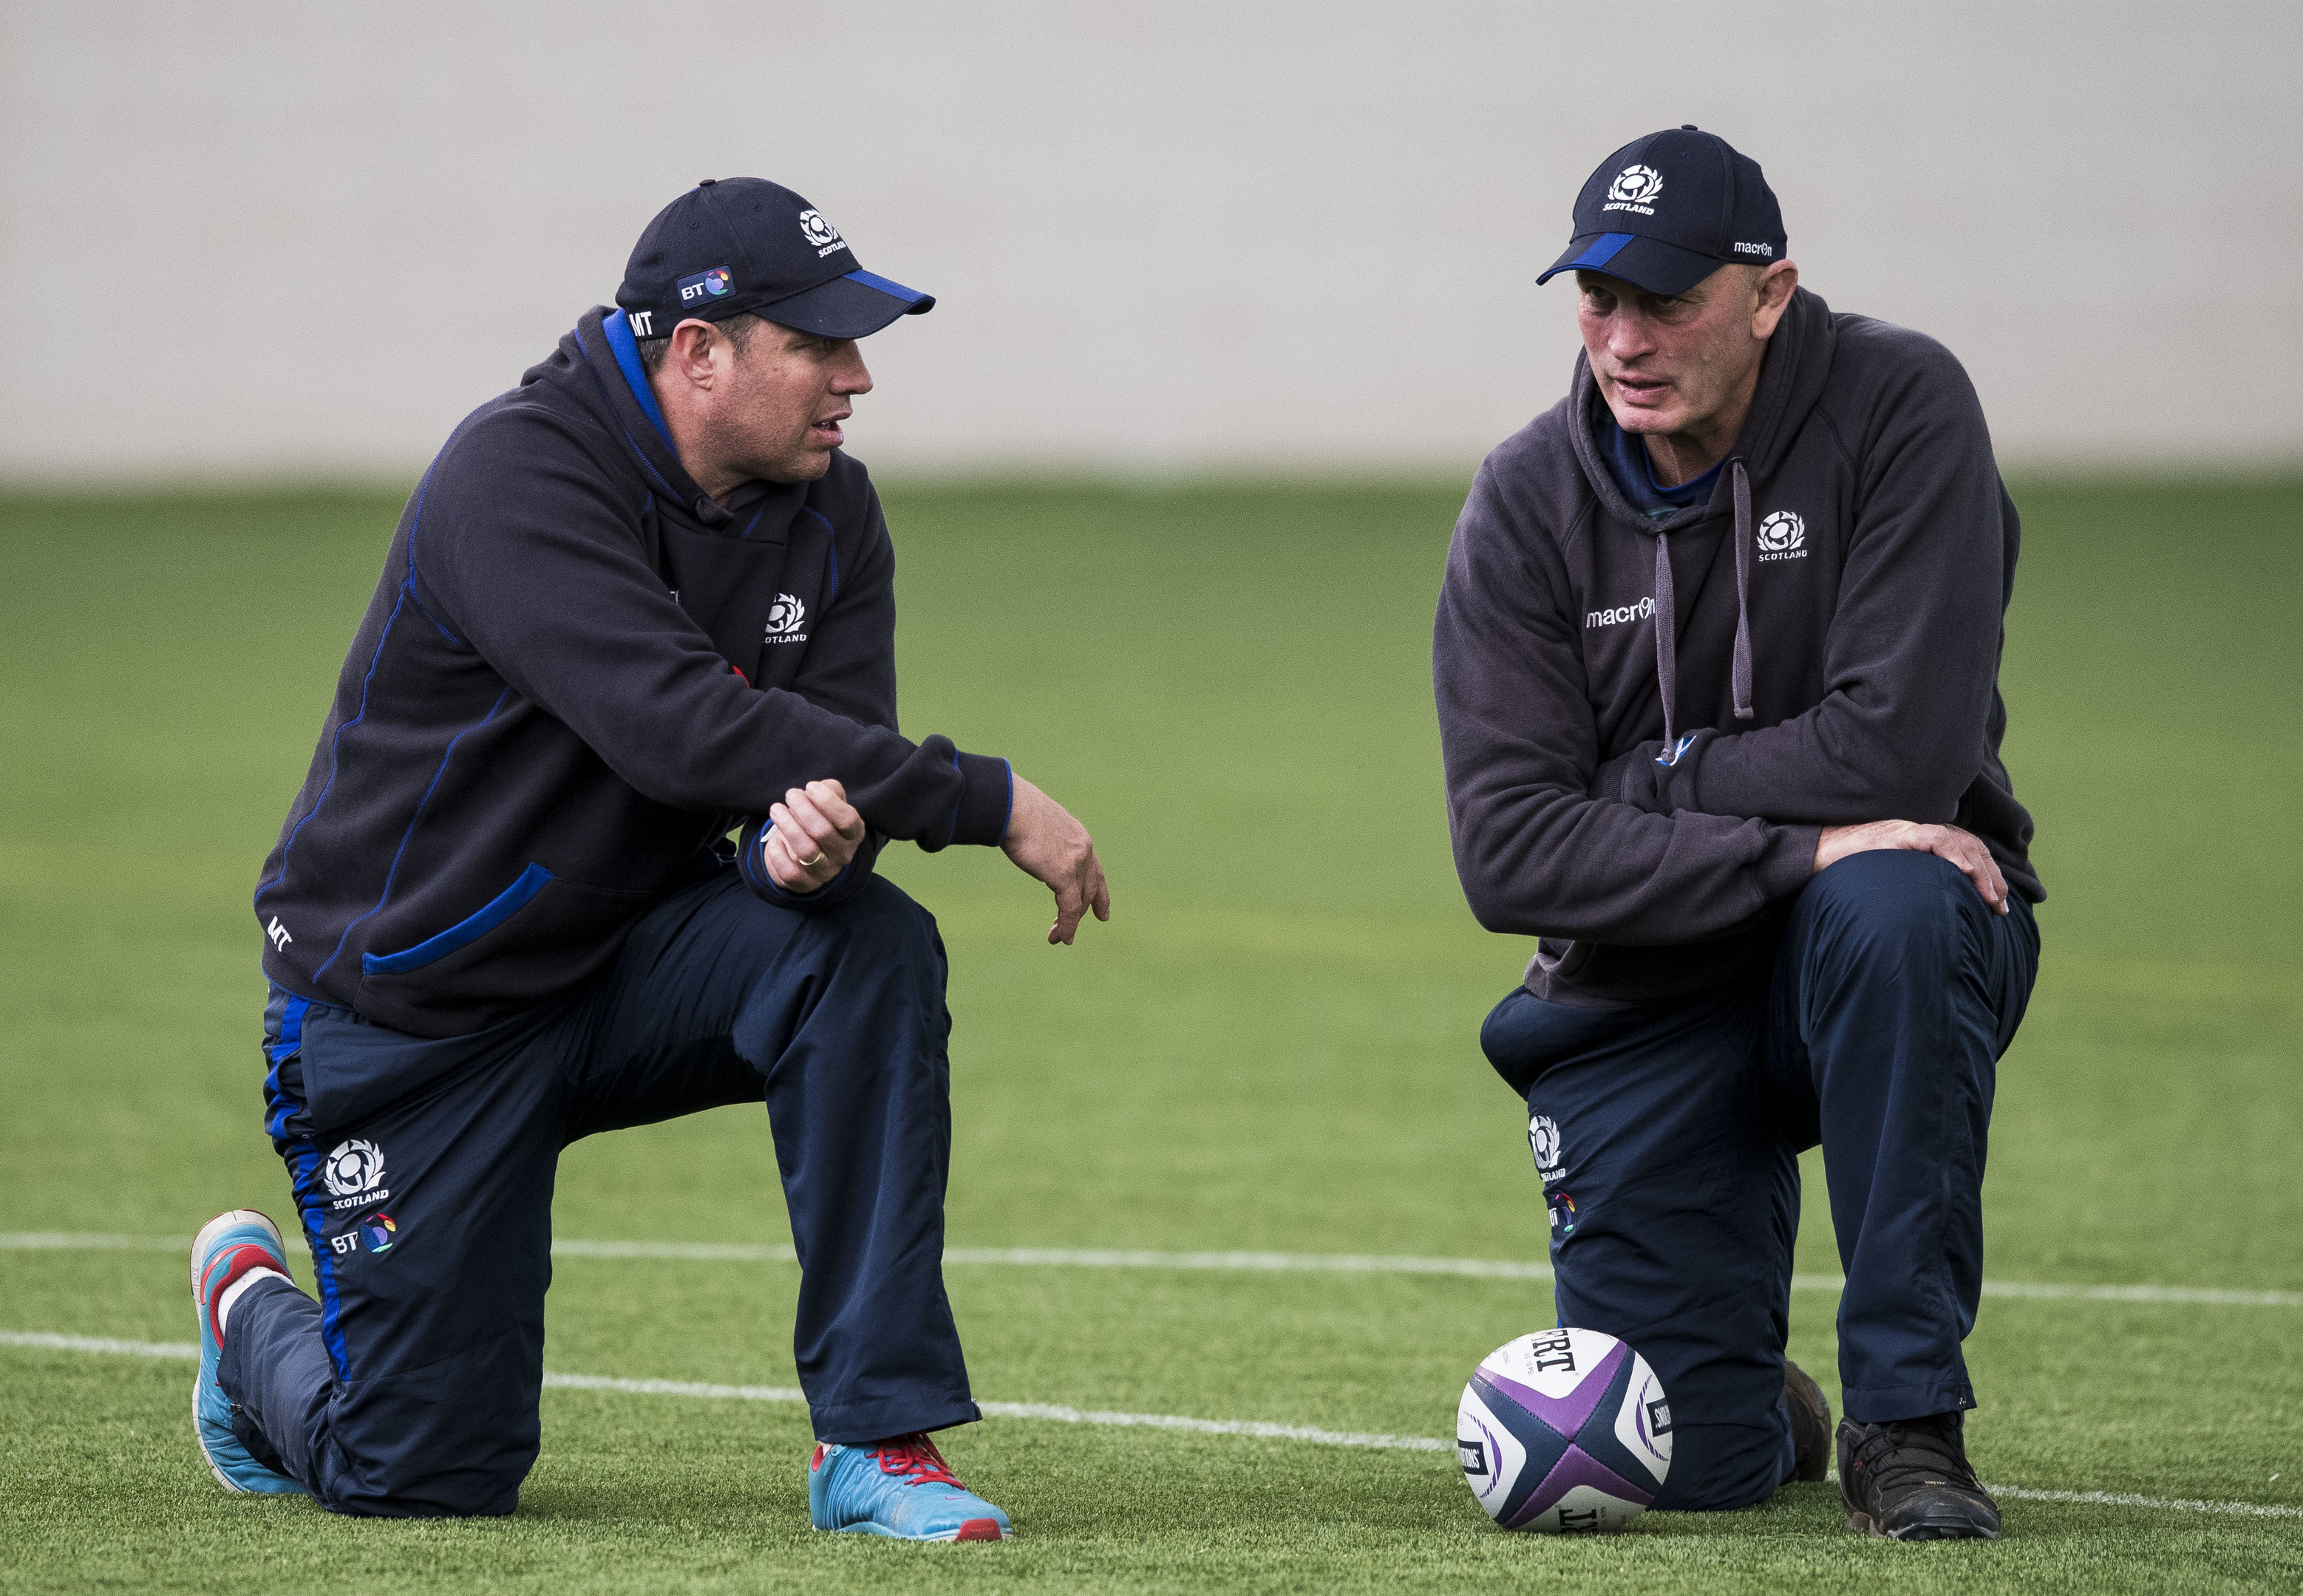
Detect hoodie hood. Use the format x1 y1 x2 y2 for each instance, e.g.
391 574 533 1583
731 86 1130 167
1565 286 1837 533
525 304 812 539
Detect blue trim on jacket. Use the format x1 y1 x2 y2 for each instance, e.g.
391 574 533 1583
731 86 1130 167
312 688 514 982
601 310 676 449
801 505 840 599
362 862 554 975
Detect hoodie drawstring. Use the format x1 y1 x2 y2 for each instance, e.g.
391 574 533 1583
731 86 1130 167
1652 531 1679 749
1730 458 1754 723
1651 457 1756 756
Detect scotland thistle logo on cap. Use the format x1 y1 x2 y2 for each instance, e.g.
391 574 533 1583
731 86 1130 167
1538 126 1787 297
797 210 843 253
1605 165 1664 211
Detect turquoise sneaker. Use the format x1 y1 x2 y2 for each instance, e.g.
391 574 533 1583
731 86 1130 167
188 1210 306 1496
808 1433 1010 1541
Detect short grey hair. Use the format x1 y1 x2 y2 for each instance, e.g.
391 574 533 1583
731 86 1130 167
636 311 768 373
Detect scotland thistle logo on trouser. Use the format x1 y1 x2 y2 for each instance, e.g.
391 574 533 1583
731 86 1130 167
322 1139 384 1198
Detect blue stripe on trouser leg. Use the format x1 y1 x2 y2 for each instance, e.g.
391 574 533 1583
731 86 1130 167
1477 852 2037 1510
257 992 351 1380
230 986 565 1517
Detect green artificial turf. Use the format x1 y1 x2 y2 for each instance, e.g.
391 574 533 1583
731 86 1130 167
1 476 2299 1593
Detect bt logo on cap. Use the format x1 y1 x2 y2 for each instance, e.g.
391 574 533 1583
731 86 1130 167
676 267 733 304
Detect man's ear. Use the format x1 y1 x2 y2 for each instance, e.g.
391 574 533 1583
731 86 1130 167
669 318 721 388
1751 260 1800 339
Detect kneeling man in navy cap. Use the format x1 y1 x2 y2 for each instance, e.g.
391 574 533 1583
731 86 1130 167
1436 128 2040 1540
191 178 1109 1538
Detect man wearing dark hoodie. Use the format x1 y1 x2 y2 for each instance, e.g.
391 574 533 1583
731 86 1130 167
187 180 1108 1540
1435 129 2040 1540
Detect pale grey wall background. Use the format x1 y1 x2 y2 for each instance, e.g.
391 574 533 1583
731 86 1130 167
4 1 2296 480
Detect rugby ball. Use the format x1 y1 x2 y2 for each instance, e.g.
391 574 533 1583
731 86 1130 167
1456 1328 1671 1532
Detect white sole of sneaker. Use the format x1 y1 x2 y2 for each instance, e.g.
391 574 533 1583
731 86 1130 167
826 1519 1012 1541
189 1209 291 1496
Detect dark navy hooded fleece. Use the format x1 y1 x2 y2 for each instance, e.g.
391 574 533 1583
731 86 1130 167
1434 287 2039 1007
254 305 1010 1039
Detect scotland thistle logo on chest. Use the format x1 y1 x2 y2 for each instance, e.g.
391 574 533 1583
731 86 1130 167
763 593 808 644
1756 510 1808 562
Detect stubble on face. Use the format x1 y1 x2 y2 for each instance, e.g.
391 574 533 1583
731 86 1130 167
704 321 871 487
1575 264 1772 448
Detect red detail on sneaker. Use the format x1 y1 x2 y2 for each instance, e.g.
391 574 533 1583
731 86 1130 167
203 1243 281 1345
868 1433 965 1489
954 1518 1004 1541
810 1443 828 1473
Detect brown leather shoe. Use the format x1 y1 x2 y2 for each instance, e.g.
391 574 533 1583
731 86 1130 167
1783 1360 1832 1482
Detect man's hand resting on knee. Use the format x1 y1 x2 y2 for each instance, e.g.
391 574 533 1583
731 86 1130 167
1001 775 1112 946
1815 820 2010 915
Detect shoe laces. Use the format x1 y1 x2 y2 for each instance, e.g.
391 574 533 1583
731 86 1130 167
869 1433 964 1489
1851 1416 1981 1496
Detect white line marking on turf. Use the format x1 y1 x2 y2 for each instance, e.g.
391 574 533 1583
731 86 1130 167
1988 1487 2303 1519
970 1401 1444 1451
7 1330 2298 1520
945 1247 1556 1280
0 1330 199 1360
538 1369 1444 1450
0 1331 1440 1452
542 1371 808 1404
6 1233 2300 1308
1820 1469 2303 1522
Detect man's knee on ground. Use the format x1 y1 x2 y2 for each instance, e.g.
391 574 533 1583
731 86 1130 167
306 1334 542 1517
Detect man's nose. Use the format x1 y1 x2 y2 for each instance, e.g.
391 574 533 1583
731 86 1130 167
1605 311 1655 362
833 342 873 395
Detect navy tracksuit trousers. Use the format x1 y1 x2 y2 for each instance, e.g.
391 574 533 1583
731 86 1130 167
1480 851 2039 1513
218 869 978 1518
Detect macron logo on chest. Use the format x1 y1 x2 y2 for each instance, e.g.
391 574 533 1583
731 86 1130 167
1585 596 1655 630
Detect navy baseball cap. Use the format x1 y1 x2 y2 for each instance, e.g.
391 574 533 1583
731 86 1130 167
1537 126 1786 296
616 177 933 341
